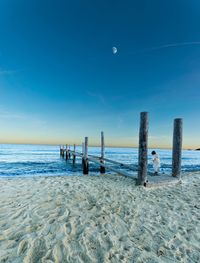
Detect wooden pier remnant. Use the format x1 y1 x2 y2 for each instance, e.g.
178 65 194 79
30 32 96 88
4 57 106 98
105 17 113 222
82 142 85 155
73 144 76 165
60 111 184 187
60 146 64 157
138 112 149 185
68 146 71 159
82 137 89 174
66 144 68 160
172 118 183 178
100 131 105 174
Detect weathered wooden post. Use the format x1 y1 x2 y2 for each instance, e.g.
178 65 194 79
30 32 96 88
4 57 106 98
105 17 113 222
82 137 89 174
82 142 85 155
61 146 64 158
68 146 71 159
66 144 68 160
100 131 105 173
138 112 149 186
73 144 76 165
172 118 183 178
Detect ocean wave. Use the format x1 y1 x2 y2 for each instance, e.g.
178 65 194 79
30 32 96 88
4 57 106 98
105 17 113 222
0 144 200 177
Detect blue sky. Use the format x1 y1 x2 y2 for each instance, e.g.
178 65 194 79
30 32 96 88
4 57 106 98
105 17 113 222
0 0 200 148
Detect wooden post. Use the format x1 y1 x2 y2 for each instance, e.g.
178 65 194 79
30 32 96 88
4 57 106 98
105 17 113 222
60 146 62 156
138 112 149 186
73 144 76 165
66 144 68 160
61 146 64 158
82 137 89 174
82 142 85 155
100 131 105 173
172 118 183 178
68 146 71 159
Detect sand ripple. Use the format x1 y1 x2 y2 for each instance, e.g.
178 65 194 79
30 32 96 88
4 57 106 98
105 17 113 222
0 173 200 262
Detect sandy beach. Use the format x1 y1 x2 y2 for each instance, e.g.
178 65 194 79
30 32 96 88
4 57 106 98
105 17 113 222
0 173 200 263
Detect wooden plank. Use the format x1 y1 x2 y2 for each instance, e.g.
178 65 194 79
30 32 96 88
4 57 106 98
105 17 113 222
138 112 149 185
172 118 183 178
146 179 181 188
68 150 83 157
88 156 134 178
88 154 136 171
67 150 134 178
101 157 136 170
70 151 136 171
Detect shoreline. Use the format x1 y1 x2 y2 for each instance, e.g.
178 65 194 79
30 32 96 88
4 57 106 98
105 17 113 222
0 172 200 262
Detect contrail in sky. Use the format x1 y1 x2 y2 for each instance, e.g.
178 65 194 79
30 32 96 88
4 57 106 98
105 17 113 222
142 41 200 52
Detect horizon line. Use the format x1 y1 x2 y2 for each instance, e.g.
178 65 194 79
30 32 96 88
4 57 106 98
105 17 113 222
0 142 197 150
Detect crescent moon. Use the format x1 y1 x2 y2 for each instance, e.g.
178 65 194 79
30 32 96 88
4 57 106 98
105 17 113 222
112 47 117 54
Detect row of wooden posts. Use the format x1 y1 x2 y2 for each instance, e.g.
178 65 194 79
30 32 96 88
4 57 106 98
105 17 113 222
60 112 183 186
60 131 106 174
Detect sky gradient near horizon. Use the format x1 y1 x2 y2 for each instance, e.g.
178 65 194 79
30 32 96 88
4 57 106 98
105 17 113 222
0 0 200 148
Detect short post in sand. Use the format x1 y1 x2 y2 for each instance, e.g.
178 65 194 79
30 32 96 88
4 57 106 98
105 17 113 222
172 118 183 178
73 144 76 165
138 112 149 185
82 137 89 174
100 131 105 174
66 144 68 160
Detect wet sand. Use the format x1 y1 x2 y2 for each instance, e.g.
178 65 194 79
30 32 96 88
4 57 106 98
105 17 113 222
0 173 200 263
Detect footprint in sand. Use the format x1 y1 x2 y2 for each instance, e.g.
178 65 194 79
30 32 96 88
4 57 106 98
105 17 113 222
52 243 64 263
42 249 53 262
17 239 29 255
55 206 65 217
48 217 56 224
58 209 71 223
103 235 113 251
87 237 104 262
24 237 47 263
63 223 72 235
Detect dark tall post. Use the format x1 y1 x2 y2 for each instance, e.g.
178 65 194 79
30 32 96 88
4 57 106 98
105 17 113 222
172 118 183 178
82 142 84 155
61 146 64 158
138 112 149 185
66 144 68 160
82 137 89 174
68 146 71 159
100 131 105 173
60 146 62 156
73 144 76 165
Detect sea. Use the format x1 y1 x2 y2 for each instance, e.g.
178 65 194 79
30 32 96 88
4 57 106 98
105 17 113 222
0 144 200 178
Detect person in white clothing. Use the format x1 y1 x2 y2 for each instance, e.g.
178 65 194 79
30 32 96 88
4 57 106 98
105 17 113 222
151 151 160 175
